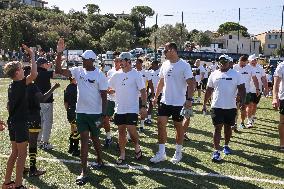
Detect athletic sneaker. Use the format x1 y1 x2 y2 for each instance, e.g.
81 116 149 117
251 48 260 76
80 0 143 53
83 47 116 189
41 142 54 150
150 152 167 163
212 151 221 162
239 122 245 129
196 97 201 103
223 146 232 155
247 121 253 128
104 138 112 148
171 151 182 164
184 133 190 141
144 119 152 125
29 168 46 177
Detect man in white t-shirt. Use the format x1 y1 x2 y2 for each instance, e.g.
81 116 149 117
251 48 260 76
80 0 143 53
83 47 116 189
246 54 268 128
233 55 259 128
109 52 147 164
150 42 195 164
192 59 205 103
135 58 150 131
202 63 209 91
209 61 218 73
146 60 160 125
203 55 245 162
272 61 284 151
103 56 121 148
55 39 108 186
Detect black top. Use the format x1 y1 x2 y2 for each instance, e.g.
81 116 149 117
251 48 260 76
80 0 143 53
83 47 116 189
8 78 28 123
64 83 77 109
27 83 41 122
34 67 54 103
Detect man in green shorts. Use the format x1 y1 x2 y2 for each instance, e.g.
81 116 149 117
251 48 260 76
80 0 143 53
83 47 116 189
55 38 108 186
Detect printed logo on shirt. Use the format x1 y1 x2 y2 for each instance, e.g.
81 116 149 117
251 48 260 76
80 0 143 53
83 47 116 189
242 72 248 74
122 77 128 86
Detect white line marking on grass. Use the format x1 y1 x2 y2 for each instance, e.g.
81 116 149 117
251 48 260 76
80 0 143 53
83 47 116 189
1 154 284 185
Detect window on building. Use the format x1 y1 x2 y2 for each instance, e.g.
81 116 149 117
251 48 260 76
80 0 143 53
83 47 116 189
229 35 232 39
275 35 278 39
269 35 272 39
268 44 277 49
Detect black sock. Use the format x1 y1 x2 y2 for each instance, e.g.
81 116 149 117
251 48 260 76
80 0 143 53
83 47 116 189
29 147 37 171
68 134 74 152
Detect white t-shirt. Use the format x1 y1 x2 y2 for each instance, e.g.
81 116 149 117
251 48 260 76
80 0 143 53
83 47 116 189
249 64 266 93
207 69 243 109
209 64 218 72
266 73 272 83
204 67 209 79
148 68 160 93
233 64 256 93
109 69 145 114
107 68 119 102
274 62 284 100
159 59 193 106
137 69 149 85
70 66 108 114
193 65 206 83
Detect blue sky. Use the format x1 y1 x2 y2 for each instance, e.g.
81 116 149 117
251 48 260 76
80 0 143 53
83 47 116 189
46 0 283 35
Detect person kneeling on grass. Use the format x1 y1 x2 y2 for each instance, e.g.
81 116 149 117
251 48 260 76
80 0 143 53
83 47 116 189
55 38 108 186
2 44 37 189
23 66 60 177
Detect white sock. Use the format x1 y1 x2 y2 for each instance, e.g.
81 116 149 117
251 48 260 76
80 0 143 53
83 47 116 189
140 120 145 128
147 115 151 120
106 132 111 139
158 144 166 154
176 144 182 153
248 117 252 123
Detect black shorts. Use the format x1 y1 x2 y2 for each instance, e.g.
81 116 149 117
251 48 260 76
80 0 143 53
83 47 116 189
268 82 273 88
248 93 261 104
114 113 138 126
27 120 41 133
211 108 237 126
67 108 76 123
280 100 284 115
157 103 183 122
202 78 208 90
196 82 202 90
8 121 29 143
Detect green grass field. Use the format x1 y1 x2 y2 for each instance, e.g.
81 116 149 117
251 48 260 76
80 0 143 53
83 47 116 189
0 78 284 189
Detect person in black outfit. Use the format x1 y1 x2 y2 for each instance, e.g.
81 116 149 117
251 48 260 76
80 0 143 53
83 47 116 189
35 57 55 150
23 66 60 177
64 77 80 156
2 44 37 189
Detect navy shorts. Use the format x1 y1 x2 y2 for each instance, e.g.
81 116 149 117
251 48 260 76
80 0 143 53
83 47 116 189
8 121 29 143
157 103 183 122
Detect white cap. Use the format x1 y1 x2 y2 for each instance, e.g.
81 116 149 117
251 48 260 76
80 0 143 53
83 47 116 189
81 50 96 60
119 52 132 60
218 54 229 61
228 57 233 62
248 54 257 61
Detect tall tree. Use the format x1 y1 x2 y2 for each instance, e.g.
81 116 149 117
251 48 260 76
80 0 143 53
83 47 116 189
101 28 133 51
130 6 154 30
217 22 250 37
84 4 100 15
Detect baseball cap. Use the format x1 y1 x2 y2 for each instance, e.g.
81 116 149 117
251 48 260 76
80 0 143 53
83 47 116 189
36 57 48 65
248 54 257 61
228 57 233 62
81 50 96 60
119 52 132 60
218 55 229 63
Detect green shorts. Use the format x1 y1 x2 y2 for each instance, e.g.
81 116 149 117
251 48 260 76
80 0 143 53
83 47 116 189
244 93 251 105
76 113 101 137
106 100 115 116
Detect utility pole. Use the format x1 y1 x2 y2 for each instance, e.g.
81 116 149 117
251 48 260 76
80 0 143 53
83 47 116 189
154 14 158 61
280 5 284 57
180 11 184 51
237 8 240 54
